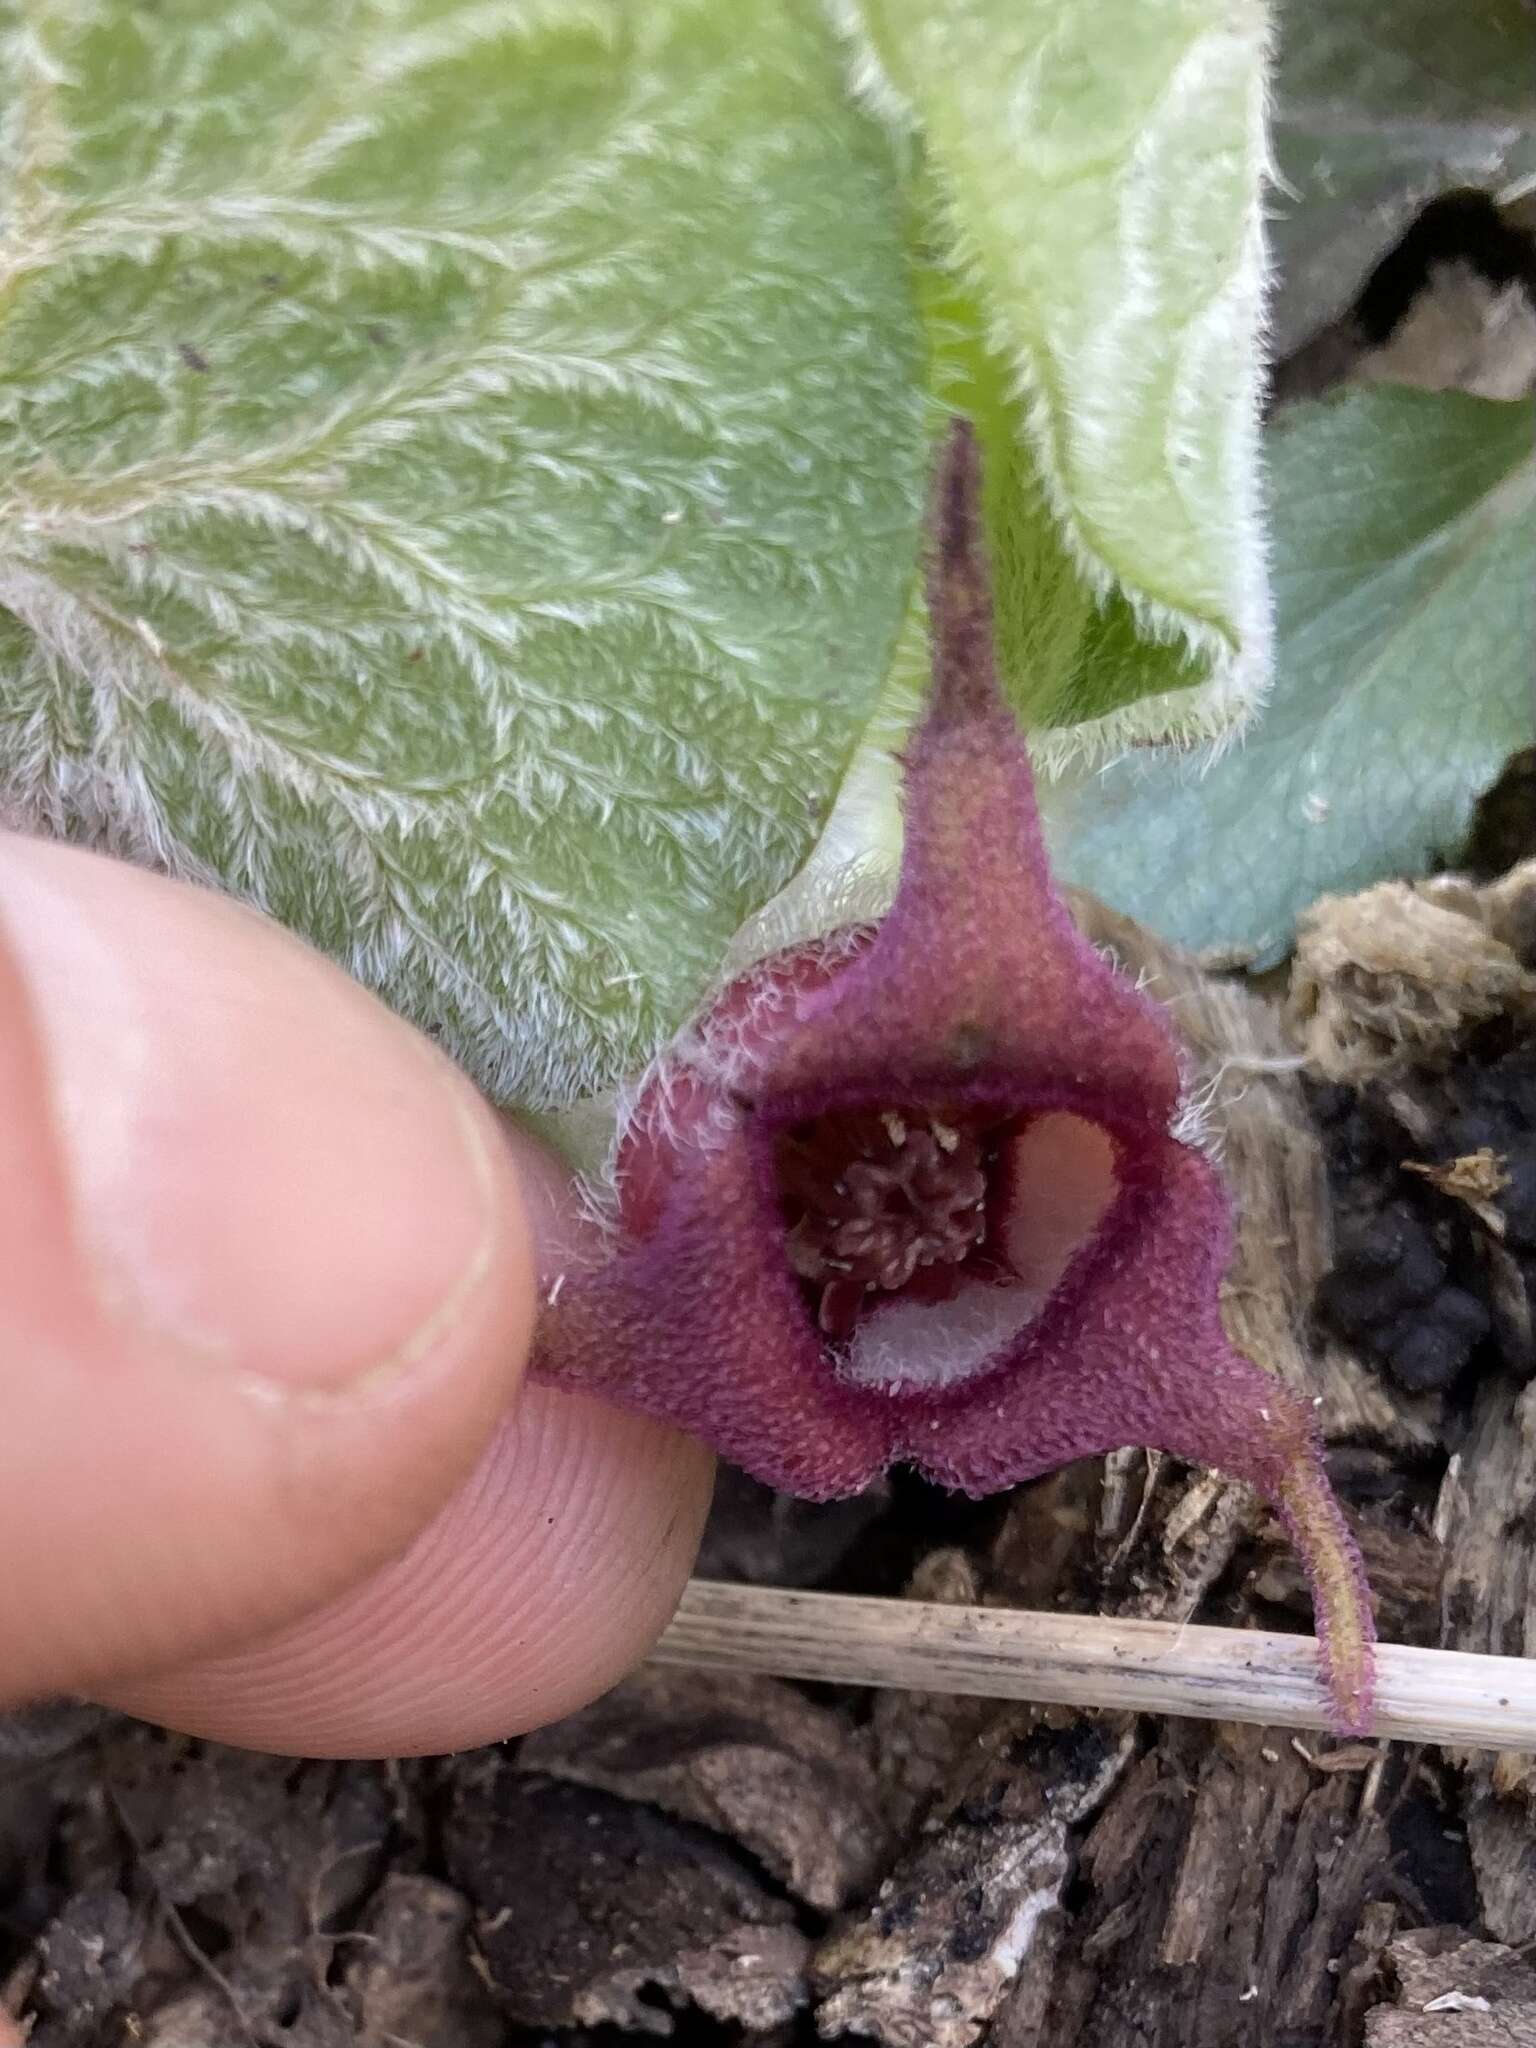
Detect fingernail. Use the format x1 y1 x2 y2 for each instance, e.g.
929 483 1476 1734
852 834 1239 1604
0 840 497 1392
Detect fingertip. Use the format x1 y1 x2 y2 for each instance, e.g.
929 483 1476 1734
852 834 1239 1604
0 837 547 1701
99 1387 716 1756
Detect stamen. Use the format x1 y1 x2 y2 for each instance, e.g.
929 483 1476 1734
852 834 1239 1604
774 1107 998 1337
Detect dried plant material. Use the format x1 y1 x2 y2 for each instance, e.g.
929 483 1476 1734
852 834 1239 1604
1437 1362 1536 1740
137 1981 353 2048
0 1704 110 1766
1464 1786 1536 1948
1366 1929 1536 2045
1389 1929 1536 2011
1404 1150 1511 1233
1360 263 1536 401
1047 1723 1453 2047
1437 1373 1536 1944
446 1766 808 2035
33 1891 147 2043
1478 857 1536 967
653 1582 1536 1749
23 1734 400 2048
1307 1741 1385 1772
813 1717 1132 2048
1288 881 1536 1085
865 1547 998 1836
126 1750 319 1907
346 1877 501 2048
517 1666 885 1912
1312 1032 1536 1390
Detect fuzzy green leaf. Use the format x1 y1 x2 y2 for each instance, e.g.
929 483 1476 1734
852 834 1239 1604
0 0 925 1108
1047 388 1536 964
1271 0 1536 358
834 0 1272 751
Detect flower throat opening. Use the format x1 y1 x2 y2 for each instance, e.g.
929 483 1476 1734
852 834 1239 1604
774 1107 1002 1340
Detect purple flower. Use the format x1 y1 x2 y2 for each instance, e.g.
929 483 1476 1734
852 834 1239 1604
534 421 1375 1732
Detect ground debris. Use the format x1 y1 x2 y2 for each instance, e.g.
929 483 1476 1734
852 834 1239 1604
1288 876 1536 1088
1038 1724 1468 2048
862 1546 998 1836
1463 752 1536 887
812 1715 1132 2048
1292 860 1536 1954
1366 1927 1536 2044
446 1761 809 2035
1436 1374 1536 1941
1303 868 1536 1394
32 1889 147 2044
22 1726 403 2048
345 1874 502 2048
0 1704 111 1768
518 1665 886 1912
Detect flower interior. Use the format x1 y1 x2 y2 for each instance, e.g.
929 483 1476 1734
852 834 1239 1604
773 1101 1119 1391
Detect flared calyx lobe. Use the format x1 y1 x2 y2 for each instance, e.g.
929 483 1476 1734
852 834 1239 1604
533 420 1376 1732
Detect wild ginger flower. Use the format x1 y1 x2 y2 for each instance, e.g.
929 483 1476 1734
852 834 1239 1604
534 420 1376 1732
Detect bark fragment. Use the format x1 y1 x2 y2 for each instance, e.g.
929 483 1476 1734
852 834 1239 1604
518 1665 886 1911
446 1764 809 2035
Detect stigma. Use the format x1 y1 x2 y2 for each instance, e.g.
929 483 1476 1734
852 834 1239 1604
775 1107 1000 1338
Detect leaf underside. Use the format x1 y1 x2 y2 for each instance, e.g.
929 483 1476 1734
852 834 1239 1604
1047 387 1536 965
837 0 1273 753
0 0 926 1107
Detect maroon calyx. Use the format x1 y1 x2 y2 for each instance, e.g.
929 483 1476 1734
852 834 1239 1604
530 416 1379 1734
